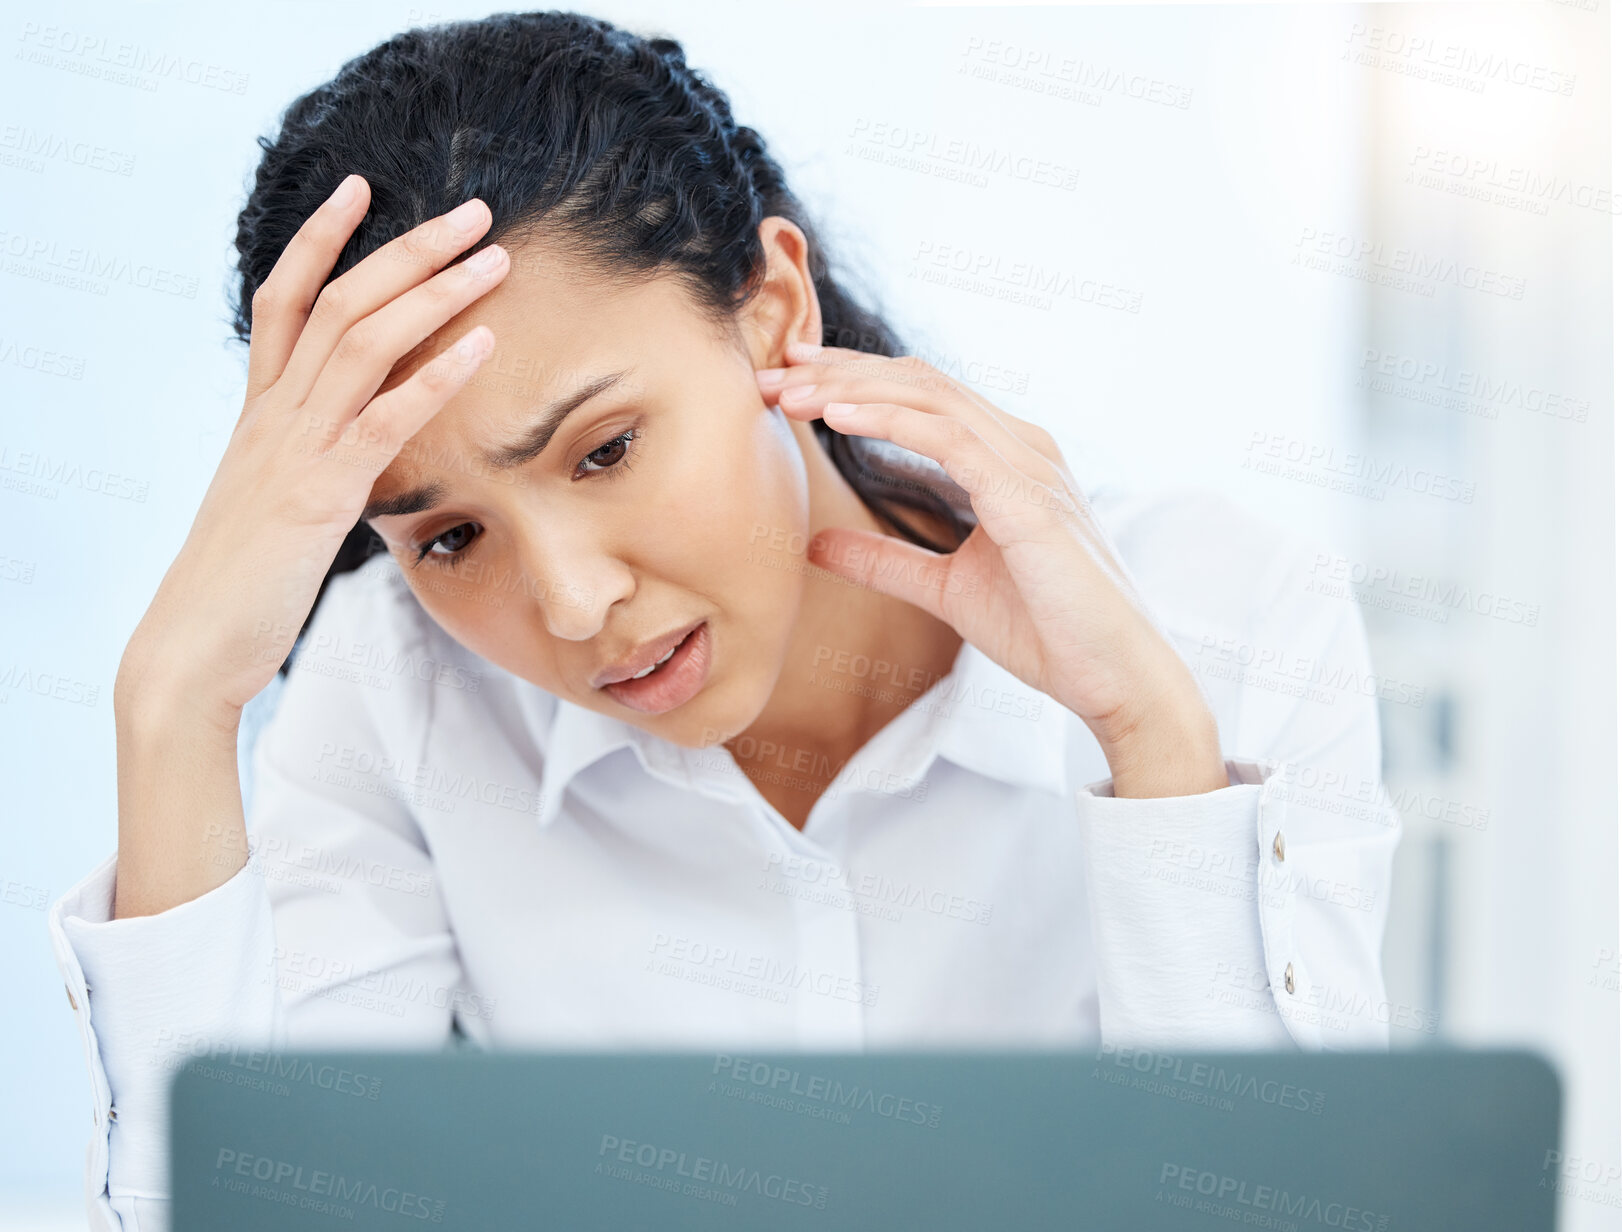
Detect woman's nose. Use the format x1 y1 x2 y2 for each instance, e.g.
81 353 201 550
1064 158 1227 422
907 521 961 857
516 539 635 642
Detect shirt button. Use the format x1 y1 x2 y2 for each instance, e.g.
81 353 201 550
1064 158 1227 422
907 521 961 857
1283 962 1296 995
1272 831 1286 863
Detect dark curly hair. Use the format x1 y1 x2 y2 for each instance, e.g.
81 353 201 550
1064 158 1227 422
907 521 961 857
232 10 974 673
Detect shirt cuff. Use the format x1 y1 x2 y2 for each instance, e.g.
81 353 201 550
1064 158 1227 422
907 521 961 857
49 845 284 1202
1074 758 1317 1051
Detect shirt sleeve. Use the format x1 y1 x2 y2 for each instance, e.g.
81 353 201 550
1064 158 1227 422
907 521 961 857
1074 535 1402 1053
46 562 465 1232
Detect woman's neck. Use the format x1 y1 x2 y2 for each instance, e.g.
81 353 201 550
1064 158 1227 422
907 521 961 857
723 423 965 830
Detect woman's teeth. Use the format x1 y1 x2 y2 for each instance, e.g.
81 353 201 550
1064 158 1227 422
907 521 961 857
628 642 679 680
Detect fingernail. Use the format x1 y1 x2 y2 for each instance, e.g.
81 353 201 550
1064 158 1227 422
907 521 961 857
823 402 858 419
465 244 505 275
779 384 817 402
446 198 486 235
786 340 820 360
330 174 361 208
457 328 492 361
755 368 788 386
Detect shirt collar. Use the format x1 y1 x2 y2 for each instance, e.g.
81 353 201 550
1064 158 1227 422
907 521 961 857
525 693 643 829
522 635 1073 830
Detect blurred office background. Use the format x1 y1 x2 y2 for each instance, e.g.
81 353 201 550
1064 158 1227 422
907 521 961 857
1 1 1614 1227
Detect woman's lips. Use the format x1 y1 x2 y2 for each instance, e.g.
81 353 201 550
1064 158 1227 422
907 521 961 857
591 618 706 689
601 621 712 714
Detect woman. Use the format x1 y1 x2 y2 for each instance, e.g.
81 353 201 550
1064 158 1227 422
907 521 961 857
48 11 1399 1229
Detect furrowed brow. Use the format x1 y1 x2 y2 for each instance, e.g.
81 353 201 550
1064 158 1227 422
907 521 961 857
479 369 632 470
361 369 634 522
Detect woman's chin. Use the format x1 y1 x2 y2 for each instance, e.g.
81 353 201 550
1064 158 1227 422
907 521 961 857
655 677 778 752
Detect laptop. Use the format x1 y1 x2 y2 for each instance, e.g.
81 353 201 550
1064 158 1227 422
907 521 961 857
171 1047 1560 1229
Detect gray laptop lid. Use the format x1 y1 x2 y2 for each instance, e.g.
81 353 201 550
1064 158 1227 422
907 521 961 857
171 1048 1559 1230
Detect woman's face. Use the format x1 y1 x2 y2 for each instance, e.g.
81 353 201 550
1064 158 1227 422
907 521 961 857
361 236 815 749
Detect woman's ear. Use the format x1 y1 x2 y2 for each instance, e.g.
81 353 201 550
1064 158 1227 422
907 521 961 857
740 216 823 369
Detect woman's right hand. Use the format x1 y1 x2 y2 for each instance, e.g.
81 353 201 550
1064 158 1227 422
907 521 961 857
115 175 510 730
110 176 510 919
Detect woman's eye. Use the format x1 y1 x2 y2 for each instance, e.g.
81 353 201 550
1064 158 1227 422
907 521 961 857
409 429 639 567
577 428 638 478
416 522 478 563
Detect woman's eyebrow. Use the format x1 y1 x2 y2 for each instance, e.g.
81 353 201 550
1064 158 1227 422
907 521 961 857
362 480 447 522
360 368 633 522
481 368 634 469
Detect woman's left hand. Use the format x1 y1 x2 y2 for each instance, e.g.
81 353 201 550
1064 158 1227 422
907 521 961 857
757 340 1228 799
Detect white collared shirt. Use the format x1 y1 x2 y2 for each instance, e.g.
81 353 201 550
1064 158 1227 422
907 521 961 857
48 485 1400 1232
